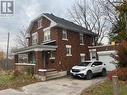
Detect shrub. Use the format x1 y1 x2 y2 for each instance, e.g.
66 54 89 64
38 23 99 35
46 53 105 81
108 68 127 81
13 70 22 77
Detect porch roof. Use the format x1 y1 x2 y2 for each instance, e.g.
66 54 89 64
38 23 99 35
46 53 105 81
13 45 57 54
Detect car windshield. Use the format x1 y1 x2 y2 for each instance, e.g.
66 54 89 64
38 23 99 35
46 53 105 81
78 62 91 66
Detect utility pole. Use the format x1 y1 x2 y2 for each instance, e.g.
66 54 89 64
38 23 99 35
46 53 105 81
6 32 10 70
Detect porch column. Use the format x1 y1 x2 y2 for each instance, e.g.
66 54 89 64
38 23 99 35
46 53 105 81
14 54 18 63
35 51 43 73
13 54 18 70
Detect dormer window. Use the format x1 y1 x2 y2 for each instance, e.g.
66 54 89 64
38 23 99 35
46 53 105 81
32 32 38 45
80 33 84 45
37 19 42 29
62 29 68 40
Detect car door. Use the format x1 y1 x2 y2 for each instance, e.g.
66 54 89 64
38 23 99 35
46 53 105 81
97 62 103 72
91 62 99 73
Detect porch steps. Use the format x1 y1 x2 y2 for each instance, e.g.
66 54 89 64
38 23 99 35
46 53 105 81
37 69 67 81
45 70 60 80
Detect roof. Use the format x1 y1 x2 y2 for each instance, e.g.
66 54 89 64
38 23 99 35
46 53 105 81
27 13 97 36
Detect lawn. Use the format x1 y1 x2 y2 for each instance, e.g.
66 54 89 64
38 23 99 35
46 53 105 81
0 73 39 90
81 80 127 95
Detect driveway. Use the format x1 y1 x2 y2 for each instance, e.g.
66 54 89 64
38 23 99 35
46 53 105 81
0 77 105 95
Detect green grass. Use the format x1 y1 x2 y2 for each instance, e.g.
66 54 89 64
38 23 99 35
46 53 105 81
0 73 39 90
81 80 127 95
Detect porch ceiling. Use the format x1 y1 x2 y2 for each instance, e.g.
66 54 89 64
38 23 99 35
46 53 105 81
13 45 57 54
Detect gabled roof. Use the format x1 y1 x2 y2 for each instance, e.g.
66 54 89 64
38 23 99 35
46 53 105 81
43 13 97 36
27 13 97 37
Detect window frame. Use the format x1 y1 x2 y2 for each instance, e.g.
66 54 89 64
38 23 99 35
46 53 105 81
44 29 51 42
37 18 42 29
80 33 84 45
62 29 68 40
80 53 85 62
66 45 72 56
32 32 38 45
50 51 56 59
89 49 97 60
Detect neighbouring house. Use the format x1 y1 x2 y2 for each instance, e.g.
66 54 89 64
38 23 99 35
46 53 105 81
13 13 97 76
88 45 118 71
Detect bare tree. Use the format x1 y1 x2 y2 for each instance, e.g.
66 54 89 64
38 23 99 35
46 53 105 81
69 0 110 44
16 27 28 47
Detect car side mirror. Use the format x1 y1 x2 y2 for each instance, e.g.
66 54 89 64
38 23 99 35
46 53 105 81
92 65 95 67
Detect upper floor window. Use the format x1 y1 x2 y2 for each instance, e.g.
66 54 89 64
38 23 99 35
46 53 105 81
37 19 42 29
62 29 68 40
44 30 51 41
66 45 72 56
92 37 95 45
80 33 84 45
32 32 38 45
80 53 85 62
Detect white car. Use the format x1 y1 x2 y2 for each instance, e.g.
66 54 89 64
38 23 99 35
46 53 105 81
70 61 107 80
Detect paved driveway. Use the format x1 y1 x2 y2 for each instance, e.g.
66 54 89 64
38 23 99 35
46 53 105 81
0 77 105 95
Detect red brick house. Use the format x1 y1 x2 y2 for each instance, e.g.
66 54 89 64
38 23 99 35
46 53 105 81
14 13 97 73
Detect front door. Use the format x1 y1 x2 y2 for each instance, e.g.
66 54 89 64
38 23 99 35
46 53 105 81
44 51 49 69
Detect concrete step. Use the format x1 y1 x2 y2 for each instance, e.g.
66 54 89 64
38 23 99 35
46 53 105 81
46 71 67 80
46 74 61 80
45 71 58 75
46 73 58 77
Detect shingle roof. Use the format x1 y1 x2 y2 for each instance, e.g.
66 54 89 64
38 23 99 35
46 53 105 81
44 13 97 36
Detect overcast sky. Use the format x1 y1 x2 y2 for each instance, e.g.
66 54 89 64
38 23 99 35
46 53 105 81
0 0 75 52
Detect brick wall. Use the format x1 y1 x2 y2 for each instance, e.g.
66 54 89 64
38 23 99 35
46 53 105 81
27 16 94 71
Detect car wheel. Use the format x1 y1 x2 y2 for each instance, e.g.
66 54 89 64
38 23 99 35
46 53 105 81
86 70 93 80
102 69 107 76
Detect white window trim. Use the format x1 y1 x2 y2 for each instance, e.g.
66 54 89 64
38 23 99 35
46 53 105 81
50 51 55 59
66 45 72 56
62 30 68 40
37 18 42 29
80 33 84 45
32 32 38 45
89 49 97 60
43 29 51 42
80 53 85 62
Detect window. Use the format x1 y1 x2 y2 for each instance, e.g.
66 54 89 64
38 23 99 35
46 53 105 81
50 51 56 59
80 33 84 45
26 39 29 46
44 30 51 41
92 62 102 66
32 32 38 45
62 30 67 40
66 45 72 56
37 19 42 29
80 53 85 62
91 51 96 59
92 37 95 45
89 49 97 60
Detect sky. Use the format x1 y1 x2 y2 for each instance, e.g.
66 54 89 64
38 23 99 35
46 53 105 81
0 0 75 52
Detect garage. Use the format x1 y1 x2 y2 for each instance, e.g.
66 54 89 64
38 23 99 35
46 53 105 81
97 50 117 71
